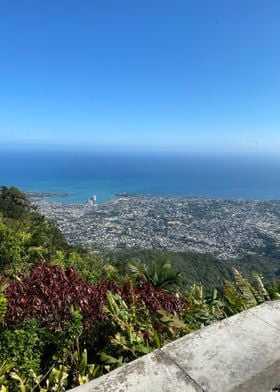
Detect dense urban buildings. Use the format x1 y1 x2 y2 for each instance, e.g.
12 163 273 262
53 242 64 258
37 196 280 260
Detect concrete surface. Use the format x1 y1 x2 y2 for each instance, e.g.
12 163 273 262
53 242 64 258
70 301 280 392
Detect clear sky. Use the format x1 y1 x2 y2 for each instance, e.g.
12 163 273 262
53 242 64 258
0 0 280 153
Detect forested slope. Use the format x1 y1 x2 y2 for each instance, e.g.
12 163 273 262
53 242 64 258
1 186 280 391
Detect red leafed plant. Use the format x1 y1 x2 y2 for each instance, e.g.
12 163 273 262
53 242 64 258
133 280 185 315
4 263 117 331
4 263 186 332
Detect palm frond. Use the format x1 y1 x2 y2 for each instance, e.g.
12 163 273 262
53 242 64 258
128 260 148 280
251 272 270 302
232 268 258 308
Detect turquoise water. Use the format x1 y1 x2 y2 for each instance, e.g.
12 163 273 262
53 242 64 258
1 150 280 204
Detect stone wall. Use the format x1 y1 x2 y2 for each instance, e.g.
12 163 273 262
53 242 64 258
70 301 280 392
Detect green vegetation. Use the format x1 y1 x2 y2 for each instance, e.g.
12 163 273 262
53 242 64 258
131 250 233 289
107 249 280 290
0 186 109 282
0 186 280 391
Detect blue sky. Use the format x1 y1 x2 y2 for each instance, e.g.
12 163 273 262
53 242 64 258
0 0 280 153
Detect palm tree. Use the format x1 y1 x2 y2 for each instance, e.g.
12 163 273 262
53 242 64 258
128 257 181 289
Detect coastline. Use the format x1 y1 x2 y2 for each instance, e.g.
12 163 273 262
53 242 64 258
26 189 280 207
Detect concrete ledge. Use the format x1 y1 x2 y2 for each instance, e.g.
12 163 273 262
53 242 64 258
70 301 280 392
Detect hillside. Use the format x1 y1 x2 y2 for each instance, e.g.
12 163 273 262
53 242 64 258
106 249 280 290
1 186 280 391
2 186 280 289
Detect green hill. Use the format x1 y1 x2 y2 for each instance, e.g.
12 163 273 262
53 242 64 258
107 249 280 290
1 186 280 391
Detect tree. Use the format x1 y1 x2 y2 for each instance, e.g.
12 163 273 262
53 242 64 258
128 257 181 289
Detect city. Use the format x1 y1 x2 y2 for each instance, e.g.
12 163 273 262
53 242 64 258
38 195 280 260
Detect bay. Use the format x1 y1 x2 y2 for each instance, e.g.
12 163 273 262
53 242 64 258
1 149 280 204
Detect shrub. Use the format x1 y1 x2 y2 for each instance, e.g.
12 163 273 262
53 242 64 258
0 320 43 376
132 280 186 315
5 263 108 331
5 263 186 333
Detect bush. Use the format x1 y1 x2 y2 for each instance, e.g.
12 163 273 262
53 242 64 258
5 263 108 331
5 263 186 333
133 279 186 315
0 320 43 376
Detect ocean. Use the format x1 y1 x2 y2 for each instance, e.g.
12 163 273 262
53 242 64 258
1 149 280 204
